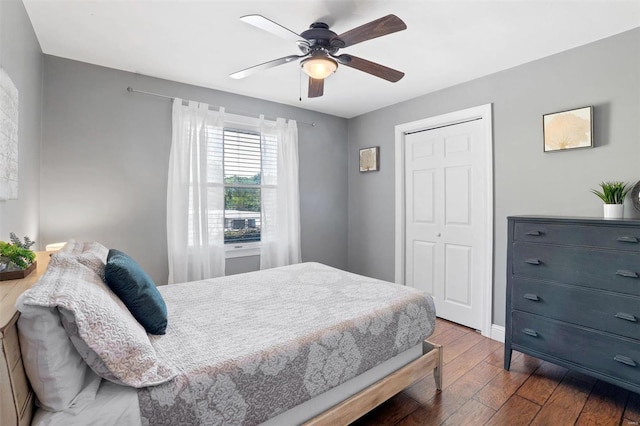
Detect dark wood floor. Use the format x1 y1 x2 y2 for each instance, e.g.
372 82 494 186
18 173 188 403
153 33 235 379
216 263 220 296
352 318 640 426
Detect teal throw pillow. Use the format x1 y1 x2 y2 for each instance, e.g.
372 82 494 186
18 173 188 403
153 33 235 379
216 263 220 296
104 249 167 335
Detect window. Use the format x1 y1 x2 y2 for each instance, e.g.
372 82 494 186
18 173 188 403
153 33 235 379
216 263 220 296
169 102 300 280
185 123 276 254
223 128 262 244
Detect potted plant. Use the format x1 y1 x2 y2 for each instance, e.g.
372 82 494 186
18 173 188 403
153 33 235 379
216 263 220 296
591 181 632 219
0 233 36 279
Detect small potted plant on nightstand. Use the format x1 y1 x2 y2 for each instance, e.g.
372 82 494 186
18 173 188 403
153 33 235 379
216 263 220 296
0 233 36 280
591 181 632 219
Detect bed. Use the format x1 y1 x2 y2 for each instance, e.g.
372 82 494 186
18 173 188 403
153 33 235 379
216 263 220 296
0 244 441 426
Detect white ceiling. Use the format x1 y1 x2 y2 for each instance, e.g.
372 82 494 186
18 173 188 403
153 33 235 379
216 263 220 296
23 0 640 118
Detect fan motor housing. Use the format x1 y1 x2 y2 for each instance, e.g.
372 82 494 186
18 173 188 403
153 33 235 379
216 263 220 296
301 22 338 48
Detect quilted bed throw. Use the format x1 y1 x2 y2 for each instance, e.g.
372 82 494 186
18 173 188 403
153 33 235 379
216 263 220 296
138 262 436 425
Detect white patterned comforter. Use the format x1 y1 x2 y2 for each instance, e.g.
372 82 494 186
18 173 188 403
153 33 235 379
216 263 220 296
138 262 436 426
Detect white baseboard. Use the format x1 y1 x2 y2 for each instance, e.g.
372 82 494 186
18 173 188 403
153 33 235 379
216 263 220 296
490 324 505 343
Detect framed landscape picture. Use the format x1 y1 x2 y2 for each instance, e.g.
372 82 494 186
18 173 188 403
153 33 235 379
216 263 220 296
359 146 379 172
543 106 593 152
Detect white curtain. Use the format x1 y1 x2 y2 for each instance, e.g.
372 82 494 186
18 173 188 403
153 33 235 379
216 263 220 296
167 99 226 283
260 116 301 269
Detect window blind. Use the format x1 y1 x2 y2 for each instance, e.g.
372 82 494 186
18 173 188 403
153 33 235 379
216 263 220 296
223 129 262 243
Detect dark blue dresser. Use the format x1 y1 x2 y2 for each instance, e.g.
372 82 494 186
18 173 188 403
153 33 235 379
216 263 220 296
505 215 640 394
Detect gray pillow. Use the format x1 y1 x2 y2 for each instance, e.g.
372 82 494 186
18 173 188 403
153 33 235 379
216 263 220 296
16 298 101 411
17 255 176 388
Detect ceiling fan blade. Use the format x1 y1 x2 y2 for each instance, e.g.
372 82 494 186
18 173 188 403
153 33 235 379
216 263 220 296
230 55 304 79
337 55 404 82
240 15 304 44
333 14 406 48
308 77 324 98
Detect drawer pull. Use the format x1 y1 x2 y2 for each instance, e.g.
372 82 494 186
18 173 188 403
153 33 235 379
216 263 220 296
523 293 540 302
614 355 637 367
617 236 639 244
616 270 639 278
615 312 637 322
525 231 543 236
522 328 538 337
525 258 541 265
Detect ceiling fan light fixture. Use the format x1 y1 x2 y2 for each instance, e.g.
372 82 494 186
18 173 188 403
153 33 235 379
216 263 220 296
301 57 338 79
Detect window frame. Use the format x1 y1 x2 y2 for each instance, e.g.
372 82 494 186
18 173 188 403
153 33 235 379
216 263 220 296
222 124 264 258
186 113 275 259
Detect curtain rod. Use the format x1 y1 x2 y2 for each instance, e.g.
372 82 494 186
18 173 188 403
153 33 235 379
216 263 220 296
126 87 316 127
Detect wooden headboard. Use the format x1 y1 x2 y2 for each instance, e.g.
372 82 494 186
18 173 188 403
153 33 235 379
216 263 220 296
0 251 50 426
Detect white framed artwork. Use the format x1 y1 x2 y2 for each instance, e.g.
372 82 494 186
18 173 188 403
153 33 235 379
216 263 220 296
0 67 18 200
359 146 379 172
542 106 593 152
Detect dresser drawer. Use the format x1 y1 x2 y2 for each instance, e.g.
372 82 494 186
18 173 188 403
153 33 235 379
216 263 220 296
512 311 640 387
513 242 640 296
3 325 22 371
514 221 640 251
512 278 640 340
2 323 32 425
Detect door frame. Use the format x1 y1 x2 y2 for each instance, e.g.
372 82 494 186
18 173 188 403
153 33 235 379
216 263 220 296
394 104 494 337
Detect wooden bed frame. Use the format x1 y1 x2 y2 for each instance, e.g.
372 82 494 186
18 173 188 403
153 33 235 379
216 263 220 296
305 340 442 425
0 252 442 426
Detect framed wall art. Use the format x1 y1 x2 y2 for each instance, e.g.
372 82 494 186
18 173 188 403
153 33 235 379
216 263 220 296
0 67 18 200
543 106 593 152
359 146 379 172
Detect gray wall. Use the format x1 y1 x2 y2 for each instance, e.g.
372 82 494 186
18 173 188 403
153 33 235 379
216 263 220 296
40 56 348 284
347 28 640 327
0 0 42 246
17 6 639 328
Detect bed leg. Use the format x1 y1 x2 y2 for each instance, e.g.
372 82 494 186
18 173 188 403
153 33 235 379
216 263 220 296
423 341 443 391
433 345 443 391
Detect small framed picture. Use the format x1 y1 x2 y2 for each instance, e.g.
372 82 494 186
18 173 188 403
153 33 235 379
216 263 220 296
359 146 379 172
543 106 593 152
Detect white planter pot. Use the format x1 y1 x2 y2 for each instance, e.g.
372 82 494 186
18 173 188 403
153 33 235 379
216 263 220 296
603 204 624 219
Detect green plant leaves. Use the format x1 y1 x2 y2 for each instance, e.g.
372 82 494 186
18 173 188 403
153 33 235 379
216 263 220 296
591 181 632 204
0 238 36 270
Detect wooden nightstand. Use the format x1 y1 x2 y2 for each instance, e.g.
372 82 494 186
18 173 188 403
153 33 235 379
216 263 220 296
0 251 51 426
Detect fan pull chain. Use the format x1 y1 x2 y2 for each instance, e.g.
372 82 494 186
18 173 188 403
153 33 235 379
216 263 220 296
299 66 302 102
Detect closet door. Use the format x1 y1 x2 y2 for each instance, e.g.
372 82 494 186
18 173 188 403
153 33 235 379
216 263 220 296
404 118 487 330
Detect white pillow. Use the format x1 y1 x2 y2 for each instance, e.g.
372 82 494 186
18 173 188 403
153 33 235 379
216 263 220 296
53 241 109 278
55 240 77 255
18 255 176 388
16 301 101 411
58 308 130 385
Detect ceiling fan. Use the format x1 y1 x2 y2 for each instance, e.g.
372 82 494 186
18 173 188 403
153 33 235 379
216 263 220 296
230 14 407 98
